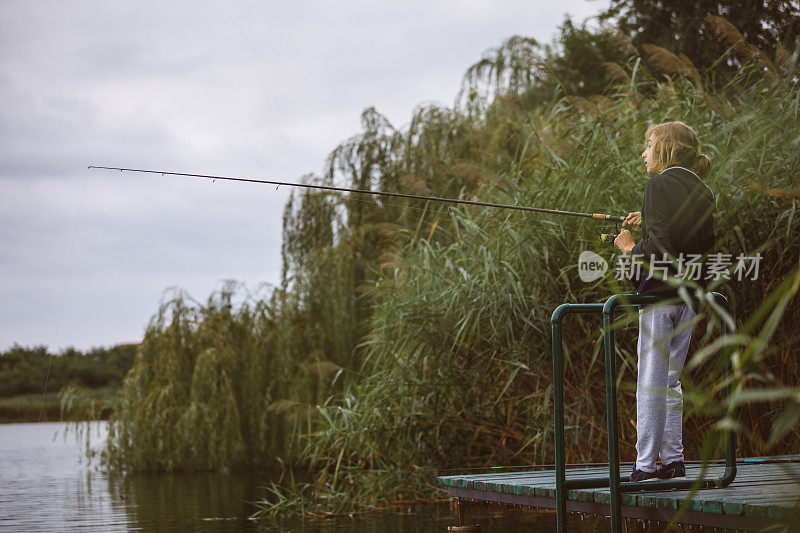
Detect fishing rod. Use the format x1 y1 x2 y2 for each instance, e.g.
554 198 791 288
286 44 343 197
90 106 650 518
88 166 624 242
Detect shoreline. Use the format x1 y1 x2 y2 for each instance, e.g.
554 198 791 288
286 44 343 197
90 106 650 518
0 389 116 423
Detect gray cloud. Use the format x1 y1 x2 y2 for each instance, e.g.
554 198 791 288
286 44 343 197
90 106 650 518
0 0 608 350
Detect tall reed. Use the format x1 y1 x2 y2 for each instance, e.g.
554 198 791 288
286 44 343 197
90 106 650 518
256 47 800 518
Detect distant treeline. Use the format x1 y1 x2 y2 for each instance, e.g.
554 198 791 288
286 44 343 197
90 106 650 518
0 344 137 397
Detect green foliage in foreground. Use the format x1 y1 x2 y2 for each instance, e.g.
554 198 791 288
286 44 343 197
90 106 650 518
92 22 800 521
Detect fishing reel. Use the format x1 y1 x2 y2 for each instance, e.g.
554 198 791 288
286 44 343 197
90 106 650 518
599 232 618 244
599 223 619 245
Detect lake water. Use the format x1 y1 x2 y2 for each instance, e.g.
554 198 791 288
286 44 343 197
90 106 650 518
0 421 612 532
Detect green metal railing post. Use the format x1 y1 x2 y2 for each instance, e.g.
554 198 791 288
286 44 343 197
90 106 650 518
552 307 566 532
602 294 657 533
552 303 604 532
713 292 738 484
603 302 622 533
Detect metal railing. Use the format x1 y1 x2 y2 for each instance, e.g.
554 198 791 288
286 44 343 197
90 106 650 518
550 293 737 532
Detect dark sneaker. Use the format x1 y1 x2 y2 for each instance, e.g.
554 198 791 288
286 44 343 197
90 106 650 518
630 468 658 482
656 461 686 479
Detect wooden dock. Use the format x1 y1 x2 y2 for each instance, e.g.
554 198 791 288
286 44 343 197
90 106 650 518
438 456 800 531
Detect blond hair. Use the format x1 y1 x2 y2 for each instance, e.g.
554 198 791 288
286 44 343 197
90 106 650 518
646 121 711 178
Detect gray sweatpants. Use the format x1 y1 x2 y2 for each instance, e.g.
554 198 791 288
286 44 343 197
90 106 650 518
635 302 696 472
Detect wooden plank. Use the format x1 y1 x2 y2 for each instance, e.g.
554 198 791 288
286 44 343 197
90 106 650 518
445 485 789 531
437 455 800 526
534 485 555 499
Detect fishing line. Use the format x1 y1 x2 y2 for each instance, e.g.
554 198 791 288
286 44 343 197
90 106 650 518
40 168 89 421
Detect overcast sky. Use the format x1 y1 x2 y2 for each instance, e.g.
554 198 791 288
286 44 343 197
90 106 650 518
0 0 609 351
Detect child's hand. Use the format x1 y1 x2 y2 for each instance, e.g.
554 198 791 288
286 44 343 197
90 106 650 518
614 229 636 254
623 211 641 231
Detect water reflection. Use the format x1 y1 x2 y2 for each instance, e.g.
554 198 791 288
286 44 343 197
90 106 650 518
109 470 261 532
0 422 261 532
0 422 128 531
0 422 611 532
